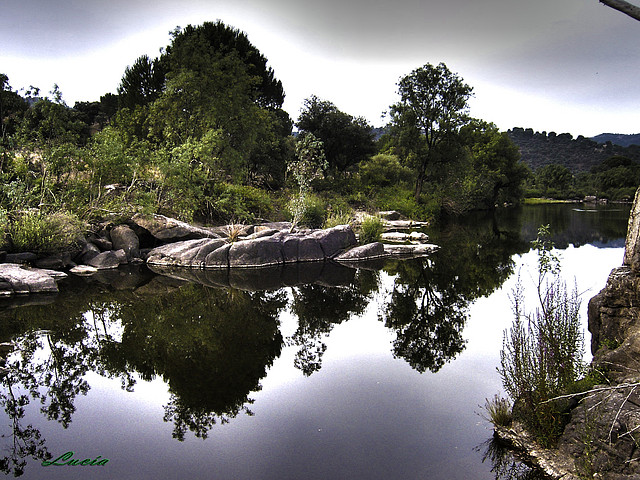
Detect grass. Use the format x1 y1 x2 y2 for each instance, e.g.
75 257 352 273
483 395 513 427
524 198 577 205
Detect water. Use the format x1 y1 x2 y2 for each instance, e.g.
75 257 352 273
0 203 630 479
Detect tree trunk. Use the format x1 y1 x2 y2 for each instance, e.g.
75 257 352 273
414 174 424 201
600 0 640 22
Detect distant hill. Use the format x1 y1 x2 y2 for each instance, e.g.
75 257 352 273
507 128 640 173
590 133 640 147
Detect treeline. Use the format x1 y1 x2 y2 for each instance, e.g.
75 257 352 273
507 129 640 201
0 20 582 253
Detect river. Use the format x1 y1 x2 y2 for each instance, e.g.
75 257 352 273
0 203 630 479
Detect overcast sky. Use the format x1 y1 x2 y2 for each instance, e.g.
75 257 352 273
1 0 639 137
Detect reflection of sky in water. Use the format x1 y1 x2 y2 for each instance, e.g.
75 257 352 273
14 242 623 480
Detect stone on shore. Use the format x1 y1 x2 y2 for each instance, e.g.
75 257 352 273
335 242 388 262
110 224 140 259
0 263 65 294
130 213 219 242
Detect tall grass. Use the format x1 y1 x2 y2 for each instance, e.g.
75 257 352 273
497 225 585 447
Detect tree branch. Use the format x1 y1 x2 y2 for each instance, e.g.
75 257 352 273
600 0 640 22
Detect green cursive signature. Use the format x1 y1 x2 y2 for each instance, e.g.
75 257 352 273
42 451 109 466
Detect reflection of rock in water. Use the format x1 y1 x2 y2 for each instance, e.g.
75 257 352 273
148 261 358 291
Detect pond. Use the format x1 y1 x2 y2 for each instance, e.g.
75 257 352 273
0 203 631 479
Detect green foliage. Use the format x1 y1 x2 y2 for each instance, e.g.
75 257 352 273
206 183 275 224
536 164 573 197
387 62 473 200
483 394 512 427
358 154 413 193
498 226 585 446
8 210 85 254
297 95 375 172
286 193 326 228
324 210 353 229
359 216 384 244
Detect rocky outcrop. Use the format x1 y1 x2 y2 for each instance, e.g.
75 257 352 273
146 225 359 268
130 213 219 242
0 264 66 295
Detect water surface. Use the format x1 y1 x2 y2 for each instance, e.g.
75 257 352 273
0 203 630 479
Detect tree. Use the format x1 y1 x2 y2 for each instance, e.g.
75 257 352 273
536 163 573 195
387 63 473 200
600 0 640 21
296 95 375 172
117 55 165 109
163 21 285 110
0 74 28 145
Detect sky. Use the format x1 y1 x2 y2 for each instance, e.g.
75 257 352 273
1 0 639 137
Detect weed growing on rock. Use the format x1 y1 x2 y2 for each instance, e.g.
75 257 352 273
497 225 585 447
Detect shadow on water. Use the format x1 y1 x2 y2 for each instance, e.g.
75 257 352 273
0 203 627 476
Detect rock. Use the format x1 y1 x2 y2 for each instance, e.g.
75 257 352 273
0 263 64 294
229 236 284 268
335 242 388 262
409 231 429 242
383 219 429 230
383 243 438 257
110 224 140 259
381 232 410 243
69 265 99 275
5 252 37 264
130 213 219 242
146 238 228 268
92 237 113 251
244 228 280 240
78 242 101 264
624 187 640 271
34 252 73 270
309 225 357 258
87 251 124 270
378 210 404 221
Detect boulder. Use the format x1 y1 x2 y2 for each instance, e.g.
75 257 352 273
110 224 140 259
310 225 357 258
381 232 410 243
146 238 228 268
87 250 125 270
130 213 219 242
69 265 99 275
5 252 38 264
92 236 113 251
229 236 284 268
378 210 403 221
0 263 64 294
78 242 101 264
624 187 640 271
383 243 438 257
335 242 388 262
34 252 74 270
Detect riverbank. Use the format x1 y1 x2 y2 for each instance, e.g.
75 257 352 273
493 190 640 479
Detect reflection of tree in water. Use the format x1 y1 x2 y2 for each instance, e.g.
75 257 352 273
111 285 286 440
382 211 527 373
289 269 379 376
477 438 547 480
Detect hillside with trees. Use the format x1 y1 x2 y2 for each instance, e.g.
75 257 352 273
507 127 640 174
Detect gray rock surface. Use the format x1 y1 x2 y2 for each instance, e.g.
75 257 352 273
87 250 127 270
335 242 387 262
131 213 219 242
110 224 140 259
0 263 65 294
624 187 640 271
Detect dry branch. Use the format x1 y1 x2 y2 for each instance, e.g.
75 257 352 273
600 0 640 22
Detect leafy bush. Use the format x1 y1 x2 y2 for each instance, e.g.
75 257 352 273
206 183 275 224
324 211 352 229
9 210 85 254
359 216 384 245
358 154 413 192
287 193 326 228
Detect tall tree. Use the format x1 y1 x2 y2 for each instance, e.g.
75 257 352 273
297 95 375 172
387 63 473 200
164 21 285 109
117 55 166 109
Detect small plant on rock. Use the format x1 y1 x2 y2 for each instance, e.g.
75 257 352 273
359 216 384 245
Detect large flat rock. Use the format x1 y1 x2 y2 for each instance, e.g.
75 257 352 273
0 263 66 295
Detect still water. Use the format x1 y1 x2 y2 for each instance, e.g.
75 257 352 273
0 203 630 479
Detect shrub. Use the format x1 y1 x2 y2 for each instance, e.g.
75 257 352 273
206 183 275 224
324 211 352 229
498 225 585 447
287 193 326 228
359 216 384 245
9 210 85 254
483 394 512 427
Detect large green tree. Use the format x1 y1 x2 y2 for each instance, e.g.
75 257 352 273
296 95 375 172
387 63 473 200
